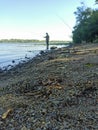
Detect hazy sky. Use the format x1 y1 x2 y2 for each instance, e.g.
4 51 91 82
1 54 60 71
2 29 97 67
0 0 97 41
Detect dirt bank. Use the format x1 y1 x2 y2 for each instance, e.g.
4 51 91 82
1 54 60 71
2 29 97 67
0 43 98 130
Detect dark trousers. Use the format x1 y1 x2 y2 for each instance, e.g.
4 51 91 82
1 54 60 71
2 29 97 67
46 41 49 50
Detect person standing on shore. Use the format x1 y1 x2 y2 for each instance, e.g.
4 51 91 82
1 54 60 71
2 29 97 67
44 33 49 50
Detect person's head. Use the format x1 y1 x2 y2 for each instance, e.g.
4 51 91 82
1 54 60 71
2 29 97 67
46 32 48 35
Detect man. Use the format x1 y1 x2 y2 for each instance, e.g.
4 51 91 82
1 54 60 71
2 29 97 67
44 33 49 50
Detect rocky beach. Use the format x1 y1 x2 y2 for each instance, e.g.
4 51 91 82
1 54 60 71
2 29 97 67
0 43 98 130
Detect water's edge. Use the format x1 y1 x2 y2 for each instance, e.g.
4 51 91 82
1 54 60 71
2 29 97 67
0 42 67 70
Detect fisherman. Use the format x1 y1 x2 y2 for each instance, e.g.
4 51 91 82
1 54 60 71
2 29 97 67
44 33 49 50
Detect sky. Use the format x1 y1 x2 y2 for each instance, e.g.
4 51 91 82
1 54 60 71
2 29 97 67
0 0 97 41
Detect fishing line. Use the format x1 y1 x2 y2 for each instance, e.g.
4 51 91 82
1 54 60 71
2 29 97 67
56 14 72 31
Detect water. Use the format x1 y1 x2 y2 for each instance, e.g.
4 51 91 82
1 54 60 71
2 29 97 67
0 42 66 70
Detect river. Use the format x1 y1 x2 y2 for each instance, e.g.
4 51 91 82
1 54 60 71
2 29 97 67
0 42 66 70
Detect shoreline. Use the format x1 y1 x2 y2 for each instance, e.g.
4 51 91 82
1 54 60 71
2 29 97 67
0 49 56 71
0 43 98 129
0 43 68 71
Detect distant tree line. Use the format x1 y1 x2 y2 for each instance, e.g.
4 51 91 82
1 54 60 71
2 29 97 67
0 39 70 44
72 2 98 44
0 39 40 43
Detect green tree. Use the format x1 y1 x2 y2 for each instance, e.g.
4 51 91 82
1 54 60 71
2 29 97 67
72 2 98 44
95 0 98 4
72 3 92 43
87 10 98 42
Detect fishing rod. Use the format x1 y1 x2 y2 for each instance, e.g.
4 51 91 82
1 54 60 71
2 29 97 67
56 14 72 31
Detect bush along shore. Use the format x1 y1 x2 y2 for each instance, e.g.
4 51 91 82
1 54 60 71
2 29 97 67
0 43 98 130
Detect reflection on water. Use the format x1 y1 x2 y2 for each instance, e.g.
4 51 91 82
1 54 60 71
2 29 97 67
0 42 66 69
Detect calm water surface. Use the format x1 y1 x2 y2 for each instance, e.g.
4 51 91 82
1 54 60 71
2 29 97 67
0 42 66 69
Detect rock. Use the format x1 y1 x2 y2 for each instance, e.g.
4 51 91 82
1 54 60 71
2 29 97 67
40 50 45 55
0 68 3 73
21 126 29 130
50 46 57 50
12 60 15 63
